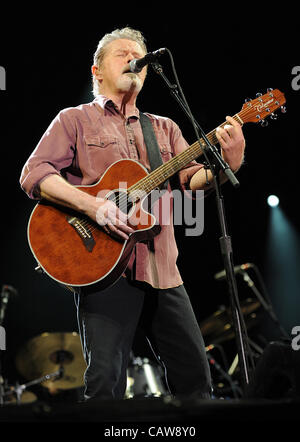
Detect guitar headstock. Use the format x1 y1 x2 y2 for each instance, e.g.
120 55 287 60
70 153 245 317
239 89 286 125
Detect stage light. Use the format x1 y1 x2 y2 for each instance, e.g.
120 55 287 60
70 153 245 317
267 195 279 207
265 205 300 334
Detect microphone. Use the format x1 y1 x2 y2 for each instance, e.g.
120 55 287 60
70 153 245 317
129 48 166 73
214 263 254 281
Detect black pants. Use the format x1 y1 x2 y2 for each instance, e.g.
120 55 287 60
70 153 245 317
74 277 211 400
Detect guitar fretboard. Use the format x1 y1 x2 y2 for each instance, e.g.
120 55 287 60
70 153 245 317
128 114 243 201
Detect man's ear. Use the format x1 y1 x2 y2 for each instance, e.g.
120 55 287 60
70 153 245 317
91 65 102 82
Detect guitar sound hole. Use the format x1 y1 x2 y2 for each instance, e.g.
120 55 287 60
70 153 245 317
107 190 134 216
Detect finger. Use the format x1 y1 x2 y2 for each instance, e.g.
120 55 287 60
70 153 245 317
106 222 130 240
106 201 129 224
223 124 233 133
106 212 135 234
216 126 230 144
225 116 244 140
113 219 134 234
225 115 240 127
223 124 235 140
105 204 134 232
96 201 131 232
96 206 127 228
100 216 133 240
225 116 245 147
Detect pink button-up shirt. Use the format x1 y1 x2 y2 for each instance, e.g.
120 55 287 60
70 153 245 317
20 96 203 289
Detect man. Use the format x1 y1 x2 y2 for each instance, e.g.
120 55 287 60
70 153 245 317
20 27 245 401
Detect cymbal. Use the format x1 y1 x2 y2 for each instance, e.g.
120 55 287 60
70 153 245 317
15 332 87 390
4 389 37 405
200 298 261 345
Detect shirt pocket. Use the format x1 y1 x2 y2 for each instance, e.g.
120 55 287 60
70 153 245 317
83 134 121 174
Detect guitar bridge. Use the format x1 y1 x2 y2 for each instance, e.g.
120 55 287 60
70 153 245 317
67 216 95 252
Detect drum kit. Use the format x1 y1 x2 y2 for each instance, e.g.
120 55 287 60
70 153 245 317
1 332 86 405
199 297 261 345
0 298 261 405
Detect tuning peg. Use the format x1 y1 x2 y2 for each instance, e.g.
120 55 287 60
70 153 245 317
267 88 273 92
281 106 287 113
244 97 252 103
260 119 268 127
256 92 262 97
270 113 278 120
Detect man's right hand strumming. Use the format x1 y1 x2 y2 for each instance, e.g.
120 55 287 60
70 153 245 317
39 174 134 240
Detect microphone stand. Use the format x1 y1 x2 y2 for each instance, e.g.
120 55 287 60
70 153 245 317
151 60 254 393
3 368 63 405
241 270 289 339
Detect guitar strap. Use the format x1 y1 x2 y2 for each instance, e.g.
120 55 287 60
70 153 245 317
139 112 168 190
139 112 169 253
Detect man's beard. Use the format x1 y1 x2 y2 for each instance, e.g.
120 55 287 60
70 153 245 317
116 73 143 94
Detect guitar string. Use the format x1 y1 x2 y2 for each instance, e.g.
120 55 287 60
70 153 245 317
77 97 283 233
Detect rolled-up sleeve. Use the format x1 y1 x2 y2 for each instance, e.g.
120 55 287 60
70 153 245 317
20 109 76 199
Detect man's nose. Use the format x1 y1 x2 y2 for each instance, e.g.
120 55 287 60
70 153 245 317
126 53 136 64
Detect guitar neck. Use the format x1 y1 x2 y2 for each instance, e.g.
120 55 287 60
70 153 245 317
128 113 243 200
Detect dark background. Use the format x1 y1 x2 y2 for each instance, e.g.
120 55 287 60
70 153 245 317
1 9 299 389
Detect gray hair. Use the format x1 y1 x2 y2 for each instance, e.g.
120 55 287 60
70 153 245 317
92 27 147 97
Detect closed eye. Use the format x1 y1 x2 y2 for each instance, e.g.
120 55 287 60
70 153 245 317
114 50 143 59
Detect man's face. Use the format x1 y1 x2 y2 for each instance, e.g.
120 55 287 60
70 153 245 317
94 38 147 97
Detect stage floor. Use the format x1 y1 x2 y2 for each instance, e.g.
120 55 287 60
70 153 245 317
0 396 299 423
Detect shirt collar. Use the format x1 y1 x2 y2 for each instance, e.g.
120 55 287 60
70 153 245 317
93 95 140 119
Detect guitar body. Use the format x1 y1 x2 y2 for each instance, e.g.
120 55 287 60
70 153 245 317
28 159 161 292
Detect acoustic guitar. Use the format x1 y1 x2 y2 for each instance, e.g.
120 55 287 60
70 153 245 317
27 89 286 292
